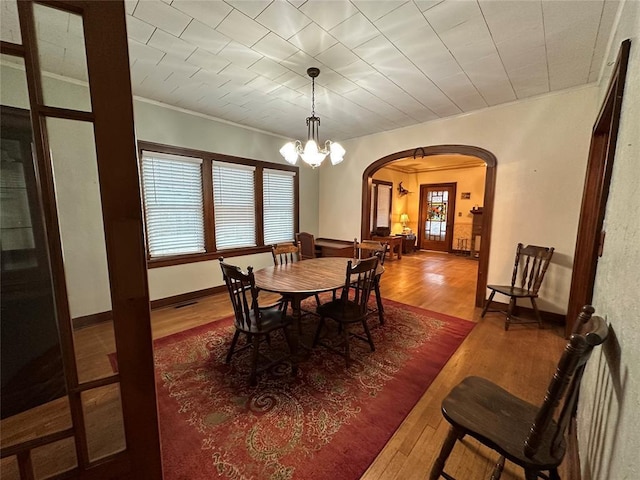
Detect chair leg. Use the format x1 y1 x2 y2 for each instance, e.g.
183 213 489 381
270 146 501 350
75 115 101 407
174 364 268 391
505 297 517 331
374 280 384 325
314 293 321 307
249 335 260 386
490 456 505 480
313 317 325 347
343 322 351 368
429 426 459 480
282 326 298 377
362 319 375 352
226 330 240 363
530 297 543 328
481 291 496 317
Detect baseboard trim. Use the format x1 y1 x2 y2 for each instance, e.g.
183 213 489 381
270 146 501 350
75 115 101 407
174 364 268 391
150 286 226 310
72 287 227 330
484 300 565 325
73 311 112 330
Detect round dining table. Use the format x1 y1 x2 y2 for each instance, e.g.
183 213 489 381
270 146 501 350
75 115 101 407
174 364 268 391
253 257 384 351
254 257 384 318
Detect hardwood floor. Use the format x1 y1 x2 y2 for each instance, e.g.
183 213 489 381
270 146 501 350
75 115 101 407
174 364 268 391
1 251 569 479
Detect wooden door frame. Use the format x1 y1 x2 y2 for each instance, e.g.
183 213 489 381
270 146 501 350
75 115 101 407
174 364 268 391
3 1 162 477
417 182 457 252
565 39 630 336
362 145 496 308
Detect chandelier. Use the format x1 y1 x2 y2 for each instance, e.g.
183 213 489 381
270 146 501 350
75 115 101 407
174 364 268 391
279 67 345 168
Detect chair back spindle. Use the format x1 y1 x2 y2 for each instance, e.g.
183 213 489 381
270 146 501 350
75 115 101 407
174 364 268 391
219 259 261 331
340 256 378 315
353 238 388 265
272 241 301 265
513 243 555 294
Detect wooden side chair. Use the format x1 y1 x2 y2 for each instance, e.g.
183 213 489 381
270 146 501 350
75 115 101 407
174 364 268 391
312 256 379 367
481 243 555 330
354 238 388 325
296 232 316 260
429 305 608 480
219 258 297 386
271 241 301 265
271 241 320 313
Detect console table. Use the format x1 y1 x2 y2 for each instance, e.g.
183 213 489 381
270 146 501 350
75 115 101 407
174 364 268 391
371 235 402 260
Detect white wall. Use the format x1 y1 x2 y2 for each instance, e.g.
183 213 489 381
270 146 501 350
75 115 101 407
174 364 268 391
133 100 320 301
319 85 599 314
578 1 640 478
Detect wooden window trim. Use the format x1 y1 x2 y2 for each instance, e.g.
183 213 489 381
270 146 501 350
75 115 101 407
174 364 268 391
138 141 299 268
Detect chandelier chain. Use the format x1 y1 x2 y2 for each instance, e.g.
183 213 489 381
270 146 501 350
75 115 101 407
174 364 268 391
311 75 315 116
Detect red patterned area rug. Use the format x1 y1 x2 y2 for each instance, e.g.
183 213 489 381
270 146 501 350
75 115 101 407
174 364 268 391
154 298 475 480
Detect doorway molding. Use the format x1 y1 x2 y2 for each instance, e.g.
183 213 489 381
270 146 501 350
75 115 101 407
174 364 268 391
361 145 497 308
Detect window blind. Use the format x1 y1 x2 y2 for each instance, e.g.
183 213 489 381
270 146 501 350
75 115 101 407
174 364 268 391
140 151 205 257
376 184 392 227
263 168 296 245
212 161 256 249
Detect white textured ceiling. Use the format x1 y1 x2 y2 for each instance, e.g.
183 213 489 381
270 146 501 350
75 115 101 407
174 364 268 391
0 0 621 143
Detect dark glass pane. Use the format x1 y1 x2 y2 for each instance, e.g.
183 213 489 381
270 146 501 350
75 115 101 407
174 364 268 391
1 72 67 420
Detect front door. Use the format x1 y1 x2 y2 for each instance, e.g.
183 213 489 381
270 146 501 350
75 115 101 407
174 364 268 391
419 183 456 252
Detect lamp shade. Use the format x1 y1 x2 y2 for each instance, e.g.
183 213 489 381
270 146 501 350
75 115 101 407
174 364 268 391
400 213 409 225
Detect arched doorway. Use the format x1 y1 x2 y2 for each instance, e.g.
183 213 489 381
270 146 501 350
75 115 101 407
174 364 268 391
361 145 497 308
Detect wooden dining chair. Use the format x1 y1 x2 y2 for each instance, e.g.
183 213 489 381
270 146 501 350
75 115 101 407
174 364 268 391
354 238 388 325
296 232 316 260
312 256 379 367
481 243 555 330
271 241 320 314
218 258 297 386
271 241 301 264
429 305 608 480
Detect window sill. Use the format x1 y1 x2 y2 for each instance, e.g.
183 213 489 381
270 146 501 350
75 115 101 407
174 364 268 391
147 245 272 268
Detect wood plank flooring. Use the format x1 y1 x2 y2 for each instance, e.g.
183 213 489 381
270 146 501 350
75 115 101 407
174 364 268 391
1 251 569 479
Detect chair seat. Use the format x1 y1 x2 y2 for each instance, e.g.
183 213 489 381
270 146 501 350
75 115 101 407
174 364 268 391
235 306 291 334
316 299 364 323
442 376 565 470
487 284 538 298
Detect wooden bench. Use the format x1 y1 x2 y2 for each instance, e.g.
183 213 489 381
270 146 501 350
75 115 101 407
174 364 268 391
315 238 353 258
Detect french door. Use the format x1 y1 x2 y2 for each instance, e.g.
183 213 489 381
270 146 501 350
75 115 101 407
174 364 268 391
0 1 161 478
418 183 456 252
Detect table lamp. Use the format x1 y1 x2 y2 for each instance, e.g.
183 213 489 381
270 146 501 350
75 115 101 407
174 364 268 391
400 213 410 233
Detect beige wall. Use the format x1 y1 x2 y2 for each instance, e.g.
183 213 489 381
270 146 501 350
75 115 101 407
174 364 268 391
320 85 598 314
578 1 640 478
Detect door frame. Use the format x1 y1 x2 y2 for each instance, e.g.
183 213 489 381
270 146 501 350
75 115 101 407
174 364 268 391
418 182 457 252
362 145 496 308
565 40 630 336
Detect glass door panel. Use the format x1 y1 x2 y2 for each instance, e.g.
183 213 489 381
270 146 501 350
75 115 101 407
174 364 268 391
81 384 126 461
33 4 92 112
45 117 116 385
0 58 68 430
419 183 456 252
